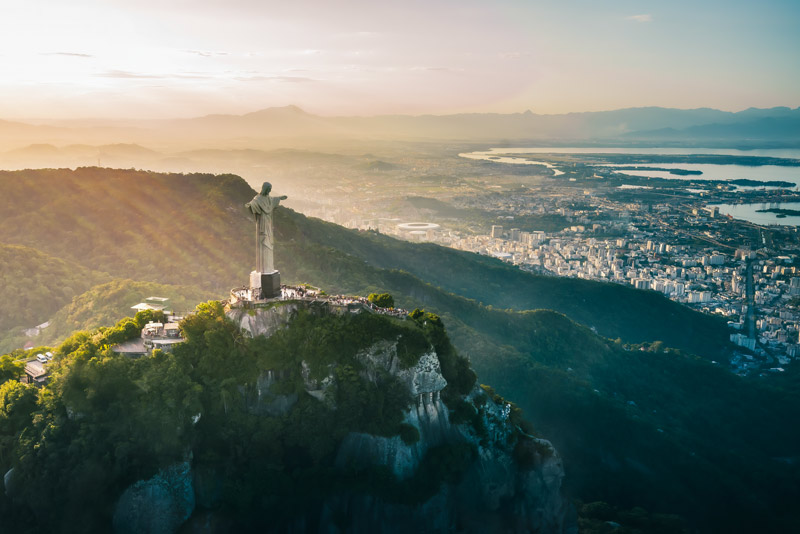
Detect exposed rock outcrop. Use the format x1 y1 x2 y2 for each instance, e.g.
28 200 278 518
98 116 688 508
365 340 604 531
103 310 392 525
330 336 573 533
250 369 299 415
225 301 302 338
3 468 15 498
113 461 195 534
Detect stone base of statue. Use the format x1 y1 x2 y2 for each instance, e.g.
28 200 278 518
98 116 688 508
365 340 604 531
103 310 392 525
250 270 281 299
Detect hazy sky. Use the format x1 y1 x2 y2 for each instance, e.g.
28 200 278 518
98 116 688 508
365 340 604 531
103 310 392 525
1 0 798 119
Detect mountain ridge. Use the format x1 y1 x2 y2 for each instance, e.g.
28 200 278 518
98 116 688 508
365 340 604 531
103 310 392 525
1 105 798 149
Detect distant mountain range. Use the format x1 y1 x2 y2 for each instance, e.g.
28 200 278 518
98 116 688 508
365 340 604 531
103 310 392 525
627 114 800 142
2 105 798 150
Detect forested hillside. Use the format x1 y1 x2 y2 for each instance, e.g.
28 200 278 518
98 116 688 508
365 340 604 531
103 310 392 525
0 243 106 333
0 168 253 292
26 279 217 350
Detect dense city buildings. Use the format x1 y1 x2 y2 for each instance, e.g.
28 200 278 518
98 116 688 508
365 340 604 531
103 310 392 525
435 206 799 375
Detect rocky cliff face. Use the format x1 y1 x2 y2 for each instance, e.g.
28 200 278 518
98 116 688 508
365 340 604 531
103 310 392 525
334 343 457 480
229 303 574 533
328 339 572 533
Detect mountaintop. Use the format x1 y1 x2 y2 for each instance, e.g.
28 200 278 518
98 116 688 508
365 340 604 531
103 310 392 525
0 296 574 533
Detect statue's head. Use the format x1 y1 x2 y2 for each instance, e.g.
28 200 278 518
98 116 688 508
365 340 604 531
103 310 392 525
260 182 272 195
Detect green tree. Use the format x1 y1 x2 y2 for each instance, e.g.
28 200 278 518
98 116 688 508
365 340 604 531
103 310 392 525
0 380 38 466
0 355 23 384
368 293 395 308
134 309 167 329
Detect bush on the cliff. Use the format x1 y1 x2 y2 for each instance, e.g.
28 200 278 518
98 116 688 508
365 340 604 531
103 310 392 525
333 364 410 437
448 398 488 439
367 292 395 308
399 423 420 445
410 308 476 404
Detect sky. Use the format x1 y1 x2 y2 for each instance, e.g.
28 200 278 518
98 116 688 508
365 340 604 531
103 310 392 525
0 0 798 119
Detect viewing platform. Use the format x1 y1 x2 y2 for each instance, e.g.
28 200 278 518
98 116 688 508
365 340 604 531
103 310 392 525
228 284 408 319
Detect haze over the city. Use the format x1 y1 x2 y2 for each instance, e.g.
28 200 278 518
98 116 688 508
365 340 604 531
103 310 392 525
2 0 798 120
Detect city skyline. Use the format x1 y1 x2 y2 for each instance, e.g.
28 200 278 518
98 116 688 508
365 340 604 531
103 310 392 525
1 0 798 119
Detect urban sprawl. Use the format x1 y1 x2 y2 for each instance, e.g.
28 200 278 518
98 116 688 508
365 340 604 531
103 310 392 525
339 194 799 377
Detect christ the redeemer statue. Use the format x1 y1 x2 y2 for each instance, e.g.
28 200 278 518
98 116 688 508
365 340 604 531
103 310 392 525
245 182 286 299
246 182 287 273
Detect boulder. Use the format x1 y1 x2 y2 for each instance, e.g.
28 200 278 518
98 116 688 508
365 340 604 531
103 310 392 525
113 461 195 534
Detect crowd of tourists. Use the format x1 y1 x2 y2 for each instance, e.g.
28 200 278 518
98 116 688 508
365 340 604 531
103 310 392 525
281 286 408 318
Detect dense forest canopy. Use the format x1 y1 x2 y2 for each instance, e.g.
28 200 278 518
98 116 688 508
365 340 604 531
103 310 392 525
0 243 106 334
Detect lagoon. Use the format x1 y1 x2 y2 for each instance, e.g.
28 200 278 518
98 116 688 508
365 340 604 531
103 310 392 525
461 147 800 159
713 202 800 226
460 147 800 188
458 151 565 175
606 163 800 186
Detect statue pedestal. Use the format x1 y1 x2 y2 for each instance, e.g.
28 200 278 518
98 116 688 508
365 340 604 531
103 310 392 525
250 270 281 299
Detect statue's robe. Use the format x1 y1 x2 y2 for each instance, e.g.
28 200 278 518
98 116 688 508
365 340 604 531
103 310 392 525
246 194 281 272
